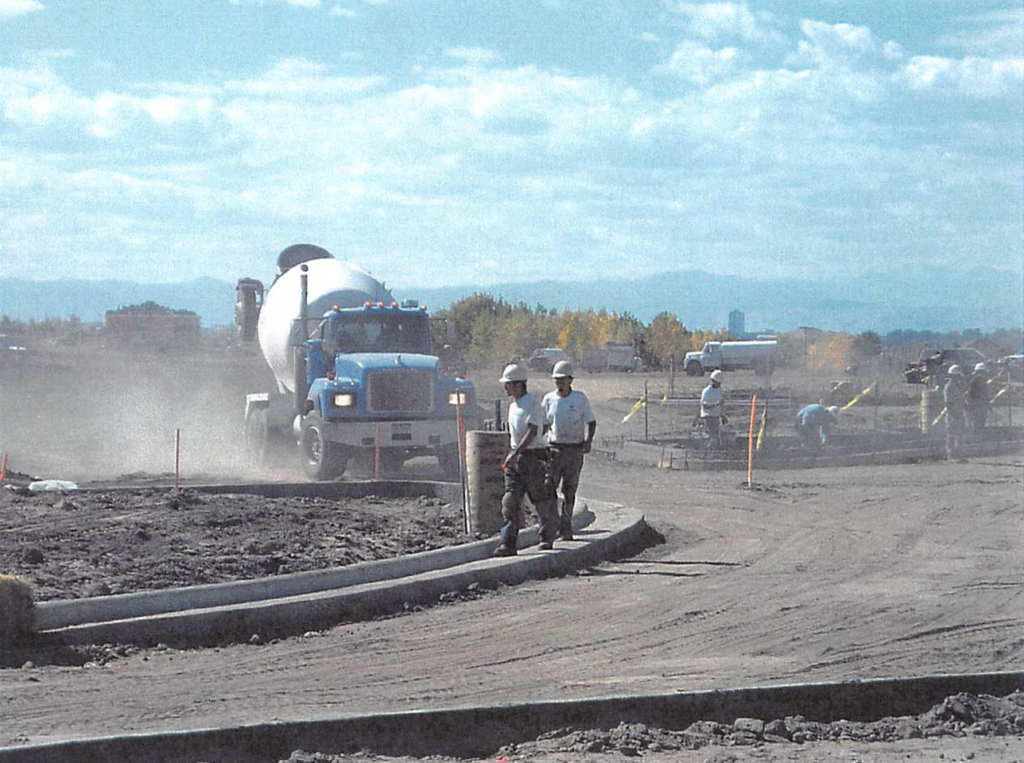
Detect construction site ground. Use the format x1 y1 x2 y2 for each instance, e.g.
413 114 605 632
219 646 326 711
1 347 1023 762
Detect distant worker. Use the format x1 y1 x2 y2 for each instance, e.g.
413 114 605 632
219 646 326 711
943 365 967 462
795 403 840 448
967 362 991 434
494 363 559 557
542 361 597 542
699 370 727 449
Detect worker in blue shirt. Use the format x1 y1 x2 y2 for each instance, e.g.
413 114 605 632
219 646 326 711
795 403 839 447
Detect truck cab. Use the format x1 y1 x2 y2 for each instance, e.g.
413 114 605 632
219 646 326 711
684 343 722 376
297 302 476 479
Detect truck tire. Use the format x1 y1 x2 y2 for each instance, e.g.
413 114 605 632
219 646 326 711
686 363 704 377
244 408 269 467
300 420 347 480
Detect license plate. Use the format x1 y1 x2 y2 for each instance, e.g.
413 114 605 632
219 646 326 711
391 422 412 433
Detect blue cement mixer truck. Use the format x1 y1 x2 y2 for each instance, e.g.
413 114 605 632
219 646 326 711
236 244 477 479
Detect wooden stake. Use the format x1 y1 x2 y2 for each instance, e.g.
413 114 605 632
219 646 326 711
174 429 181 495
456 396 470 534
747 394 757 488
375 426 382 479
0 453 8 486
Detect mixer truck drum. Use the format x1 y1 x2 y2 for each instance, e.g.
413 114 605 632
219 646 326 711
277 243 334 275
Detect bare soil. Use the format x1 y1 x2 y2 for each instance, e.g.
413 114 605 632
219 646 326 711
0 487 471 602
1 348 1023 763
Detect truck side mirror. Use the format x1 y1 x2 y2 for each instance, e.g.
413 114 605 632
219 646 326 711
236 279 264 342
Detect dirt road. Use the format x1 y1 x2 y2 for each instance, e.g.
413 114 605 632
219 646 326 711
2 454 1021 748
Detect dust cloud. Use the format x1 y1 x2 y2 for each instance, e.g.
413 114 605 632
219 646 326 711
0 346 278 482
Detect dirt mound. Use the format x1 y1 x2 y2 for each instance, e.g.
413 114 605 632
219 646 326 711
1 488 473 601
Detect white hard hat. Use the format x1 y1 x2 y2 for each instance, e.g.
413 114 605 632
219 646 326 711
974 362 987 372
948 364 963 376
551 360 574 379
827 406 839 415
710 369 724 382
499 363 528 383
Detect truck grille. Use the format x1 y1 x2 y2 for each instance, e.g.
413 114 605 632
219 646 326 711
367 370 433 412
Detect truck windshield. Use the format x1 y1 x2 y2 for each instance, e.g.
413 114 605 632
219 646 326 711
327 313 431 355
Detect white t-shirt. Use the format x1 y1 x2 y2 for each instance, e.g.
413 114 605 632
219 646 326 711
508 392 547 451
542 389 596 444
700 384 724 418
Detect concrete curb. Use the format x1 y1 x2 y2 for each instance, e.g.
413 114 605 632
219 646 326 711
36 501 595 631
39 500 642 646
2 671 1020 762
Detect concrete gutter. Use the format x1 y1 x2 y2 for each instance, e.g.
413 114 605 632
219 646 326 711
2 671 1020 763
38 499 643 646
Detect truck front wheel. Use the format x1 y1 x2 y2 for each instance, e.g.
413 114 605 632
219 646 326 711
686 363 703 377
300 420 347 480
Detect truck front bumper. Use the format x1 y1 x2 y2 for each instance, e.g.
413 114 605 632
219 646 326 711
322 418 459 450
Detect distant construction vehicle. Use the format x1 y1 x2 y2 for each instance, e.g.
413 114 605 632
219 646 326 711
236 244 477 479
903 347 986 385
683 340 778 376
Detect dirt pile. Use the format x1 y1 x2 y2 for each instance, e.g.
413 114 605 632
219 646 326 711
1 488 473 601
277 692 1024 763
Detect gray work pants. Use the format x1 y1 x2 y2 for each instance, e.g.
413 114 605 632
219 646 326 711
500 449 558 549
548 444 585 538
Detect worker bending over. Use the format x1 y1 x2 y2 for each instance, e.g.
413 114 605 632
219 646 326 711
795 403 839 448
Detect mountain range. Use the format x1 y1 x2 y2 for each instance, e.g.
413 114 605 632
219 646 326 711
1 266 1020 334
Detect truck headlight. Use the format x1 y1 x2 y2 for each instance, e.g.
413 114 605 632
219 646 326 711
448 391 468 406
334 393 355 407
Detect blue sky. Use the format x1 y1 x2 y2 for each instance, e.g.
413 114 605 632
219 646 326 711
1 0 1022 293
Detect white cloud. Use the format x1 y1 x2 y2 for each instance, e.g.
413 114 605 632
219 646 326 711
899 55 1024 97
329 5 356 16
0 0 44 17
657 40 744 85
224 57 385 98
937 7 1024 57
673 1 777 44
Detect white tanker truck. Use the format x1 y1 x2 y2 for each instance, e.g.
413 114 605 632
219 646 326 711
236 244 477 479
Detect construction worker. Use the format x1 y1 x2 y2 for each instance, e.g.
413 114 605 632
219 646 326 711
494 363 559 557
967 362 991 434
943 365 968 462
542 360 596 542
795 403 839 448
699 369 726 449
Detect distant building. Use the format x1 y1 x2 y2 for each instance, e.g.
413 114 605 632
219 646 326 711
728 309 745 337
104 301 201 350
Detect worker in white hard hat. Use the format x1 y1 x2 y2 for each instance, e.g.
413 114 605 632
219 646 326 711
943 364 967 462
795 402 840 448
966 361 991 435
494 363 559 557
698 369 727 450
542 360 596 541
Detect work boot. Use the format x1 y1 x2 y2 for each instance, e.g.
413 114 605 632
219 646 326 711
538 541 554 550
559 531 573 542
493 545 517 557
